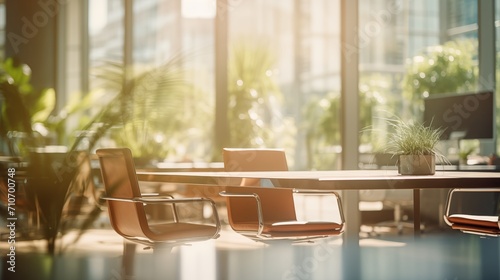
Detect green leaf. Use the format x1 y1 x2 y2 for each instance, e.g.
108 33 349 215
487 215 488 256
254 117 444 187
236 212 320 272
31 88 56 123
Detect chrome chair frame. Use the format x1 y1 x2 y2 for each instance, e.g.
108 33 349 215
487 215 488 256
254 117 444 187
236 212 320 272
443 188 500 237
101 195 221 246
220 147 345 242
219 188 345 241
97 148 221 250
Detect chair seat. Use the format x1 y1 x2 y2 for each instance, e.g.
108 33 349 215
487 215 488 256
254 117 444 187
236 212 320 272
147 222 219 241
232 220 342 237
269 221 343 232
447 214 499 229
451 223 500 235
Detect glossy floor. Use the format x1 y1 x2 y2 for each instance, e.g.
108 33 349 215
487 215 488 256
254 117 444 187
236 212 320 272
1 225 499 280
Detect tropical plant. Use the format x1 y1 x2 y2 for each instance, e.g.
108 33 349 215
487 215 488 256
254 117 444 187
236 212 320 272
0 58 55 154
43 89 112 146
29 55 213 253
96 56 212 162
0 70 102 256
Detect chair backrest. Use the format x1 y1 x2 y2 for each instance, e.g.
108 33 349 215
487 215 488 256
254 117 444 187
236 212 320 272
223 148 288 186
223 148 288 172
222 148 297 227
96 148 150 239
225 186 297 228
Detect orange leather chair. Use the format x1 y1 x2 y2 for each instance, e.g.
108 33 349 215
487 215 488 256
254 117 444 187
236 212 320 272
219 148 344 242
96 148 221 250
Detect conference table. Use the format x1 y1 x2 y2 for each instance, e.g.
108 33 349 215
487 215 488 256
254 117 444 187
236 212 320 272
136 169 500 237
136 169 500 279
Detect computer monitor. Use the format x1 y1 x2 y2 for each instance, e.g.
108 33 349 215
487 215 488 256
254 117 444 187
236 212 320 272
423 90 494 140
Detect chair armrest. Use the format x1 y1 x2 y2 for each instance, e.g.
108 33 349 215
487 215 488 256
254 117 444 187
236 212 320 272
135 197 213 203
293 189 338 194
102 196 221 229
142 193 173 198
219 191 264 236
101 196 214 203
292 189 345 224
139 197 221 229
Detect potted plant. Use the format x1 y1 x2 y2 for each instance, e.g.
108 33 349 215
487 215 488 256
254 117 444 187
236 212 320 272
0 58 55 154
383 116 446 175
458 146 475 165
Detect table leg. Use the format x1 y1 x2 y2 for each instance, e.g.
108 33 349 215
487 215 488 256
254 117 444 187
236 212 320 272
341 190 361 279
413 189 421 237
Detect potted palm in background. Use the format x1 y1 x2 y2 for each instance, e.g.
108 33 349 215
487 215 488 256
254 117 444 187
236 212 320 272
0 52 205 256
0 57 123 255
95 55 212 166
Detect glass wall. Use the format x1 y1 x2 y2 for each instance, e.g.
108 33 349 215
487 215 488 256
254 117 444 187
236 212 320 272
1 0 498 167
359 0 482 168
15 0 490 168
227 0 341 169
88 0 216 162
86 0 343 167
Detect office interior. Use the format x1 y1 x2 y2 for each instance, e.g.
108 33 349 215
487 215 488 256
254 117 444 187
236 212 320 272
1 0 500 279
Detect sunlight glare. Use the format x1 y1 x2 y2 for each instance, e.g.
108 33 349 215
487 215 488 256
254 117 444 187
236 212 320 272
89 0 108 35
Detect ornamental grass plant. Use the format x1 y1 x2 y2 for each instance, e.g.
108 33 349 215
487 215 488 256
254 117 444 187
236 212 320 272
385 117 444 156
381 116 450 173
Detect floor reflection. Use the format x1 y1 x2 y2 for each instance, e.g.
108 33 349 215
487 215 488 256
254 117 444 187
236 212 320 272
1 227 499 280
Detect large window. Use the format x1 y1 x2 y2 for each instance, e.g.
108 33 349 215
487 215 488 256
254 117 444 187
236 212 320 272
82 0 494 168
88 0 215 162
2 1 498 168
228 0 341 169
86 0 343 167
359 0 481 167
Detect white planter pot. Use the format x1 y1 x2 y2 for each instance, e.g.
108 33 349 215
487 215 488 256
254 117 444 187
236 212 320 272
398 154 435 175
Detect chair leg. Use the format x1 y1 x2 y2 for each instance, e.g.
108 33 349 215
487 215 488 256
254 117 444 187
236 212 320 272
122 241 137 280
152 245 174 280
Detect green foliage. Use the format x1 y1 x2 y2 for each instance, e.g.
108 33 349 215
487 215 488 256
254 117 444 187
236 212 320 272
0 58 56 135
383 116 444 156
227 41 283 148
96 55 212 160
0 57 120 152
359 73 399 147
403 40 477 116
0 58 59 160
31 88 56 123
44 89 112 145
302 93 339 170
458 146 475 161
314 93 341 145
303 73 392 169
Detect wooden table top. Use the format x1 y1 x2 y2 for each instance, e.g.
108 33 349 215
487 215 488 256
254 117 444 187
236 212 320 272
136 169 500 190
